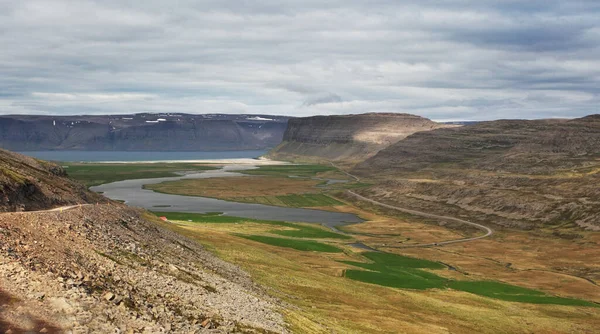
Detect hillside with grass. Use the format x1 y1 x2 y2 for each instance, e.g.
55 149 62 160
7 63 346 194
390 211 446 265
353 115 600 231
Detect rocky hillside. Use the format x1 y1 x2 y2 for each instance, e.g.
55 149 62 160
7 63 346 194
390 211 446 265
0 149 104 212
353 115 600 230
268 113 453 165
0 149 287 332
0 206 287 333
0 113 288 151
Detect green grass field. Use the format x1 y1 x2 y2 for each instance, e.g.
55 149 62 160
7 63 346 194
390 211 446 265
153 211 351 239
342 252 597 307
447 281 596 306
240 164 337 177
236 193 343 208
237 234 344 253
340 182 373 189
64 163 218 186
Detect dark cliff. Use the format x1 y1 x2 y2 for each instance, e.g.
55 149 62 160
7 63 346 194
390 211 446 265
0 114 289 151
268 113 453 164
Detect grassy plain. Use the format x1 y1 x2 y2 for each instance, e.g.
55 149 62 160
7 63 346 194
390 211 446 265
74 162 600 332
145 175 344 208
153 212 351 239
156 209 597 309
240 164 338 177
158 217 600 333
342 252 594 306
64 163 217 186
238 234 344 253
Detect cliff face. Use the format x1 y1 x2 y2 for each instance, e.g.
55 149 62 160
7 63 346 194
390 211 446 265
268 113 452 164
0 114 288 151
353 115 600 230
0 149 105 211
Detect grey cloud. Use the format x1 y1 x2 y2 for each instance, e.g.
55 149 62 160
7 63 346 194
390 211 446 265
303 93 343 106
0 0 598 121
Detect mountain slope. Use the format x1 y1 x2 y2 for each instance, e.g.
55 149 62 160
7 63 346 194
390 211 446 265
0 150 287 332
0 113 289 151
0 148 104 211
353 115 600 230
268 113 454 165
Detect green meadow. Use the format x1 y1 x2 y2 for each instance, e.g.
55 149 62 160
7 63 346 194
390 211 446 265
64 163 217 186
236 193 343 208
153 211 351 239
240 164 337 177
238 234 344 253
342 252 597 307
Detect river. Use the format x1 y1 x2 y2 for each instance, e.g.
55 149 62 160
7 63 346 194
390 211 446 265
91 165 363 227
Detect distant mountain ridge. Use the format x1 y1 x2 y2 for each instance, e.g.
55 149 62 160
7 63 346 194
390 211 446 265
0 113 289 151
268 113 455 165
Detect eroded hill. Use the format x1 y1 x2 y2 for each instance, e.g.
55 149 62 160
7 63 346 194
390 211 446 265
268 113 453 165
353 115 600 230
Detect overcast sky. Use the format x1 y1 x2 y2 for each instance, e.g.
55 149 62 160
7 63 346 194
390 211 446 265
1 0 599 120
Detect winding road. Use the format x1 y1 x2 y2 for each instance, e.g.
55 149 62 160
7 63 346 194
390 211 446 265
345 191 493 247
330 161 493 247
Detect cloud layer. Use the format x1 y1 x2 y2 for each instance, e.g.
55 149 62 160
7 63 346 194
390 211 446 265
1 0 599 120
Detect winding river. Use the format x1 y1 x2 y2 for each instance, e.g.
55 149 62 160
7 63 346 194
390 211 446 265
91 165 363 227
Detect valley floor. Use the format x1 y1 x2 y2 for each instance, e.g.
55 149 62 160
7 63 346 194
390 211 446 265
139 163 600 333
4 162 599 333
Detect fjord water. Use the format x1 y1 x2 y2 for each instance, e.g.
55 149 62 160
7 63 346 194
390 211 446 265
91 166 363 226
19 150 268 162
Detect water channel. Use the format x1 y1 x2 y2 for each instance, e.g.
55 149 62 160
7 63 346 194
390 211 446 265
91 165 363 228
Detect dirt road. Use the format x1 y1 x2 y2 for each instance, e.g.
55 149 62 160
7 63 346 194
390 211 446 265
346 190 493 247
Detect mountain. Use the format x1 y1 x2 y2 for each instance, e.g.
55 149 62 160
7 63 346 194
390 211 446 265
0 149 286 332
353 115 600 230
0 113 289 151
268 113 454 165
0 148 105 211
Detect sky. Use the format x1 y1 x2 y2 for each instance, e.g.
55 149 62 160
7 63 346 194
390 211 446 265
0 0 599 121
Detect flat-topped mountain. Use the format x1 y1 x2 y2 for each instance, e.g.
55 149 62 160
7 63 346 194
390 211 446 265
268 113 454 164
0 148 104 211
353 115 600 230
0 113 289 151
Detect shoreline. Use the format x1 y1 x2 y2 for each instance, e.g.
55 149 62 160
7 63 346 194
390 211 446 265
83 158 289 165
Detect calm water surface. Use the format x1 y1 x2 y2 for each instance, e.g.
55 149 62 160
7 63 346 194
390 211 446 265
92 165 363 226
19 150 268 162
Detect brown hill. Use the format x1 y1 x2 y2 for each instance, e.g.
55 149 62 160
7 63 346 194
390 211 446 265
268 113 454 165
353 115 600 230
0 148 105 212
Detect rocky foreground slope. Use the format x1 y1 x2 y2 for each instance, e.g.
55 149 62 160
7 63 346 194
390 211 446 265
268 113 453 165
0 113 288 151
0 151 287 333
353 115 600 230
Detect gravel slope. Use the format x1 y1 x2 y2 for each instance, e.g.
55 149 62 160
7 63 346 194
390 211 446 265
0 204 289 333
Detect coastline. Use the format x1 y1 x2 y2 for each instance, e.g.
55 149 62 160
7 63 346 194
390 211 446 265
90 158 289 165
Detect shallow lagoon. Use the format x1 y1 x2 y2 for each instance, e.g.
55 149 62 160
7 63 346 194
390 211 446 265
92 165 363 226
